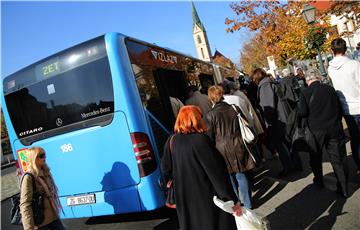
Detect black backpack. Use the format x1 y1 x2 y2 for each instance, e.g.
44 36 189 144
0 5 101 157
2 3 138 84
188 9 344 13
270 81 293 121
10 173 45 226
279 76 301 109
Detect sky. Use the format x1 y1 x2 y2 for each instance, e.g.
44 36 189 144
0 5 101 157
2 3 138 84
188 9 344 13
1 1 251 78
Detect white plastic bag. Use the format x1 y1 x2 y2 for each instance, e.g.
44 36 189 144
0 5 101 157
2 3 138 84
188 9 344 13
213 196 269 230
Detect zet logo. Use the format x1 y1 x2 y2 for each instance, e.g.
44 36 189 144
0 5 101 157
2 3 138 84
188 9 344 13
17 148 30 173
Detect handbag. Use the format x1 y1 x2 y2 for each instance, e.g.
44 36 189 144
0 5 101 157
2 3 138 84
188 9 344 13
10 173 45 226
292 94 317 153
231 105 257 144
292 118 317 153
165 135 176 209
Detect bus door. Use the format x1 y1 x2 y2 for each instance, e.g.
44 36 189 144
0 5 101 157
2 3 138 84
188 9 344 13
146 68 187 156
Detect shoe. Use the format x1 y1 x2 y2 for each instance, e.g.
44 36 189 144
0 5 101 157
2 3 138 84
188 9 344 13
336 186 349 198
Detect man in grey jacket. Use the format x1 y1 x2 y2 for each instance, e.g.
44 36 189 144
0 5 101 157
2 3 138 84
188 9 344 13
185 85 212 115
252 68 301 176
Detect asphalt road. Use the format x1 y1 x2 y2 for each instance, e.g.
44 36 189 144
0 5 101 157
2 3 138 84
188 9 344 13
2 164 16 176
1 198 179 230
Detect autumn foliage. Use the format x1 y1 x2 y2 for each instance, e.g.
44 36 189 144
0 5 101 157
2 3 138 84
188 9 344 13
226 1 358 74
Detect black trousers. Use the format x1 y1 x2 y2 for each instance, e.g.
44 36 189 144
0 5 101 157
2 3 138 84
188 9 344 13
310 132 349 193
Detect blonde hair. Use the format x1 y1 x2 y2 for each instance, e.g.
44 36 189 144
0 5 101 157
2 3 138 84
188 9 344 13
208 85 224 104
27 147 50 177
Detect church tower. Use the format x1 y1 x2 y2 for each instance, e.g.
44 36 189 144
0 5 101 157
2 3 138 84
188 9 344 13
192 1 212 62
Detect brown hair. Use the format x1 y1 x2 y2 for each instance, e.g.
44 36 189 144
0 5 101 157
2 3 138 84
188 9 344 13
331 38 347 55
208 85 224 104
252 68 267 85
174 106 207 134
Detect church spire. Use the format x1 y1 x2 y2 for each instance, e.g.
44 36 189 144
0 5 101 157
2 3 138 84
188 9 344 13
191 1 212 62
191 1 205 31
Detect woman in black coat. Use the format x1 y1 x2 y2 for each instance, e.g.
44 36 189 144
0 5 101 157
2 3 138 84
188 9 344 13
161 106 241 230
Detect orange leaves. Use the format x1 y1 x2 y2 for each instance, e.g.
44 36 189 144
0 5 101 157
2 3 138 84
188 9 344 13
227 1 324 72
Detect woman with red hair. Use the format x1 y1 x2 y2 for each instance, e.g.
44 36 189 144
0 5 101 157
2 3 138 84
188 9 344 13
161 105 241 230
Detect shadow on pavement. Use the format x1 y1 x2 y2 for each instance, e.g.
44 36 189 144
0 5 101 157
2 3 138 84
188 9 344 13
265 176 347 230
250 166 288 209
85 207 179 229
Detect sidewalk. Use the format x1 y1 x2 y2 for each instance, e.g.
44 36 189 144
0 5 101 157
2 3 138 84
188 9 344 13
1 164 19 201
252 143 360 230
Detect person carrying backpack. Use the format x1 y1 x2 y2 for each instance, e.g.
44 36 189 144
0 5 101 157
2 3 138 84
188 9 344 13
279 68 301 111
252 68 300 176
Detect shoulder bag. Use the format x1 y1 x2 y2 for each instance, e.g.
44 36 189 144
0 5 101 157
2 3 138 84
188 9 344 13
10 172 45 226
165 134 176 208
231 105 257 144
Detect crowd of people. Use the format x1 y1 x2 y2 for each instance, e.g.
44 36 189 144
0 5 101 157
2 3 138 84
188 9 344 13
162 37 359 230
15 38 358 230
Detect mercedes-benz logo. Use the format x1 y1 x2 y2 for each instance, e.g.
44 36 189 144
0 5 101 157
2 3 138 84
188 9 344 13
56 118 63 127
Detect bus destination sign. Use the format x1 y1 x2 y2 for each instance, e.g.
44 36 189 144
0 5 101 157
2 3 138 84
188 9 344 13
35 57 61 80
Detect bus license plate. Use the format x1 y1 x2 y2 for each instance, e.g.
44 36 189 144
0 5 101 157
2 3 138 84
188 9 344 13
67 194 96 206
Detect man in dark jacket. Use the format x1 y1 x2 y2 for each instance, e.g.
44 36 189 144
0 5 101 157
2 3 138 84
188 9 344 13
279 68 301 110
298 69 349 198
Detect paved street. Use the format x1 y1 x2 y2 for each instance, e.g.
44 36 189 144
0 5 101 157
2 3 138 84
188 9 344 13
2 146 360 230
1 166 19 201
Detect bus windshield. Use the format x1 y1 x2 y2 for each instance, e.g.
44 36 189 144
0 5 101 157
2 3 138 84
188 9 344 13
3 37 114 145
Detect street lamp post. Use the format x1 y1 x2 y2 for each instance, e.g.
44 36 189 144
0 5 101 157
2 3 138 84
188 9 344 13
302 4 327 81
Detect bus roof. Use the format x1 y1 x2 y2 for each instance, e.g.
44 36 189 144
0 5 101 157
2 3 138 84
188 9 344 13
3 32 213 81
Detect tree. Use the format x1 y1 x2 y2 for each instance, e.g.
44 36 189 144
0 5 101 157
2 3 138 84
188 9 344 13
322 1 360 18
226 1 322 70
239 34 269 74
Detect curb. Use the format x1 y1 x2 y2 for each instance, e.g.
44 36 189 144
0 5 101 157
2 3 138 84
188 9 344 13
1 161 16 170
1 193 19 202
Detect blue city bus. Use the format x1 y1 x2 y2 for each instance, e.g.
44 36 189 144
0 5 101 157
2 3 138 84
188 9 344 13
2 33 223 218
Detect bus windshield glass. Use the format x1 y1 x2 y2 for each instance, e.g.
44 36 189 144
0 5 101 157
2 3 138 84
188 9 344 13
3 36 114 144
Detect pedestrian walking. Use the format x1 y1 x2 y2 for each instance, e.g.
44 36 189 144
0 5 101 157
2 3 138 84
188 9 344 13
185 85 212 115
206 85 255 209
252 68 301 176
20 147 65 230
328 38 360 174
161 106 241 230
279 68 301 110
295 67 307 89
298 69 349 197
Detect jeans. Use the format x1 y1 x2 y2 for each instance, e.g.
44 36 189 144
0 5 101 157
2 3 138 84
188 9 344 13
38 219 66 230
230 172 251 209
344 115 360 171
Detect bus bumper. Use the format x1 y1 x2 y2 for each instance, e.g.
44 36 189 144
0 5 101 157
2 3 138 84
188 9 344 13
59 169 165 219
